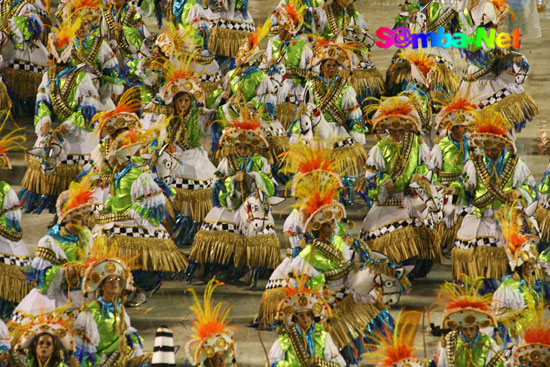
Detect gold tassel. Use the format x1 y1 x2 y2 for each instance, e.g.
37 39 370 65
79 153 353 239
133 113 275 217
367 225 421 263
21 156 82 196
416 226 442 262
275 102 297 130
349 68 385 97
254 287 286 326
200 81 221 98
535 206 550 241
330 143 367 178
267 136 289 164
245 233 280 268
0 262 33 303
98 234 188 272
385 58 411 93
322 295 384 349
173 187 213 222
0 80 11 111
2 68 43 100
452 246 509 279
435 217 463 252
190 230 245 267
493 92 539 125
429 63 459 92
208 27 253 58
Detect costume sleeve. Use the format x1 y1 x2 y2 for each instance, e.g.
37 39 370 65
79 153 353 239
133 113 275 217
187 110 201 148
9 11 43 48
450 159 474 202
124 310 144 357
437 340 449 367
341 85 367 136
63 72 100 132
97 40 123 97
29 236 67 293
431 144 443 171
492 284 525 316
486 339 505 367
292 250 324 290
365 145 391 201
128 172 168 230
74 310 100 361
324 333 346 366
34 73 52 137
268 339 287 367
312 6 328 35
512 158 537 205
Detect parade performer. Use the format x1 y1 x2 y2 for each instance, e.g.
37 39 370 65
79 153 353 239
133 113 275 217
74 242 148 366
185 278 238 367
189 105 280 285
92 126 188 307
16 176 96 317
313 0 385 107
431 87 477 253
451 108 537 281
0 0 49 110
147 53 216 245
0 123 29 319
435 277 505 367
459 0 538 132
360 96 439 276
511 306 550 367
492 206 541 350
268 273 346 367
263 1 312 128
19 14 100 214
7 307 79 367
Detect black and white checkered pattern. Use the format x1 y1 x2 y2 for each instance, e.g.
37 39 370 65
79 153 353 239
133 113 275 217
166 177 213 190
357 60 376 70
478 89 512 108
455 236 498 249
286 95 299 104
61 154 89 165
201 221 239 233
333 138 355 148
109 225 170 239
199 73 219 82
8 60 45 73
266 278 285 289
434 56 456 72
361 218 416 241
263 125 287 138
210 19 256 32
0 253 30 267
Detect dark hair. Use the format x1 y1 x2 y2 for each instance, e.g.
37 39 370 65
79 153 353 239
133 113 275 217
31 333 61 366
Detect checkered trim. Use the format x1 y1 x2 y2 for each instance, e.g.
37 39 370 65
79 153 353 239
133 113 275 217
200 73 220 82
210 19 255 32
542 201 550 210
61 154 89 165
108 225 170 239
266 278 285 289
361 218 416 241
390 57 407 66
263 125 287 138
434 56 456 72
201 221 239 233
8 60 45 73
357 60 376 70
165 176 213 190
455 236 498 249
0 253 30 267
286 95 299 104
478 88 512 108
333 138 355 148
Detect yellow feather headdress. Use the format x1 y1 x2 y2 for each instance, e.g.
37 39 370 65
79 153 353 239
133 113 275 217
185 278 237 365
57 173 96 224
93 87 142 139
237 19 272 65
155 51 204 106
513 305 550 366
0 113 25 170
432 85 479 131
48 11 81 62
274 0 307 35
365 95 422 132
470 107 515 152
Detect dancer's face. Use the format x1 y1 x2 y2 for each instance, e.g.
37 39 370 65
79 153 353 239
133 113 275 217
205 351 226 367
35 334 55 361
522 260 536 278
295 310 313 331
388 129 403 142
460 325 478 340
319 220 334 241
175 93 193 116
484 146 503 160
102 274 122 300
321 60 339 79
235 143 251 157
77 18 91 39
450 125 466 141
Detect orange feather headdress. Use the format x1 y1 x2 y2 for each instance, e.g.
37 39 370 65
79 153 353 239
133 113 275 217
218 103 269 151
185 278 237 365
0 113 25 170
433 85 478 131
366 95 421 132
512 305 550 365
57 173 96 224
236 19 272 65
310 33 362 70
48 11 81 62
470 107 515 152
156 50 204 106
93 87 142 139
274 0 307 35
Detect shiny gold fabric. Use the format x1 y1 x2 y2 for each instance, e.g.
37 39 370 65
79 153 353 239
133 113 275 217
452 246 508 279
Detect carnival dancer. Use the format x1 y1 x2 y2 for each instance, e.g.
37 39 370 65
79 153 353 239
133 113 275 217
74 242 149 366
268 272 346 366
15 176 96 318
430 87 477 254
7 307 79 367
491 206 541 352
263 1 312 129
510 306 550 367
0 124 30 319
92 127 188 307
0 0 49 112
435 277 505 367
19 14 101 214
100 0 151 64
188 105 280 286
313 0 385 109
360 95 439 278
146 53 217 246
459 0 538 132
185 278 239 367
450 108 537 282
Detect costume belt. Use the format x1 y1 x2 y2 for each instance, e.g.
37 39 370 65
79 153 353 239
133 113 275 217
312 77 347 126
472 153 518 208
35 247 67 265
439 171 461 185
310 239 344 265
0 223 22 241
388 130 414 182
95 213 132 225
324 262 353 281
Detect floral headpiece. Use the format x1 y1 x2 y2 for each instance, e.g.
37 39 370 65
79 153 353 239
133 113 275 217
236 19 272 65
93 87 142 139
364 309 425 367
0 114 25 170
48 11 81 63
156 51 204 106
367 95 422 132
56 173 96 224
496 204 538 272
273 0 306 35
436 276 497 330
470 107 515 152
185 278 237 366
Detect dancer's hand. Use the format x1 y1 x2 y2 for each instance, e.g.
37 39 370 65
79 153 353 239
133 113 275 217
234 171 245 182
507 189 522 201
40 122 51 136
384 180 395 193
441 187 458 196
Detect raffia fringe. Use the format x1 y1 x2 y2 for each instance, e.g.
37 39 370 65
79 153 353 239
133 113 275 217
436 217 463 251
367 225 421 263
323 295 383 349
0 80 11 110
385 59 410 92
200 81 220 98
3 68 43 100
214 145 273 165
331 143 367 178
173 187 212 222
255 287 286 326
0 263 32 302
416 226 442 262
452 246 508 279
190 230 245 266
430 64 459 92
494 92 539 124
246 233 280 268
535 207 550 241
100 234 188 272
268 136 289 163
21 156 82 196
350 68 385 97
209 27 251 58
276 103 297 129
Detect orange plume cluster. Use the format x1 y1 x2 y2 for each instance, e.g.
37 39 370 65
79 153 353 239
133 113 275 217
0 114 25 155
434 276 492 313
400 49 436 76
377 95 415 117
62 174 95 215
54 13 81 49
496 204 534 264
292 171 341 215
92 87 141 132
71 0 102 14
281 138 336 174
473 107 511 135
